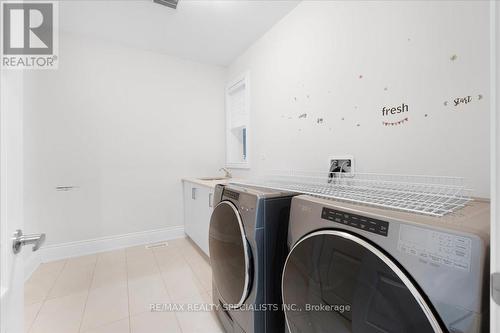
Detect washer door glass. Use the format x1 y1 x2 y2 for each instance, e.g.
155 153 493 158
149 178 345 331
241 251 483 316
209 200 252 307
282 231 443 333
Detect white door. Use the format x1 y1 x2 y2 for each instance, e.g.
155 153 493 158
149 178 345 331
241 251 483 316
1 70 25 332
492 1 500 332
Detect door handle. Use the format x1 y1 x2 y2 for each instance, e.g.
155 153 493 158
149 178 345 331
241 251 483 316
192 188 197 200
12 229 46 254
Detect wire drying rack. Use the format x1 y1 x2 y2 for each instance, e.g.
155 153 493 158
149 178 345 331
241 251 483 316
231 171 472 217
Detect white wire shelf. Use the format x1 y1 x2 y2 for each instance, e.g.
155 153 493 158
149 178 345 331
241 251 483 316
231 171 472 217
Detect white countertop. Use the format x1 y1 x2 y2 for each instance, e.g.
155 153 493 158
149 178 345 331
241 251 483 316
182 177 241 189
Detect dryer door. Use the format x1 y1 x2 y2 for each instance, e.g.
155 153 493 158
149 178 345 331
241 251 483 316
282 230 444 333
209 200 252 308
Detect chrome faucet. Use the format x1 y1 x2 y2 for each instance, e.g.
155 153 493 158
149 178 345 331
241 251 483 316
219 167 232 178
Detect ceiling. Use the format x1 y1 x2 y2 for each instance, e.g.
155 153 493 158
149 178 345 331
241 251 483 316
59 0 300 66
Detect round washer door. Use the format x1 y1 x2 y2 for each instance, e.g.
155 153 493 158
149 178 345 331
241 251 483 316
282 230 444 333
209 200 252 308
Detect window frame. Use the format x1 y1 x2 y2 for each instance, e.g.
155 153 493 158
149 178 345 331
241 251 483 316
225 71 250 169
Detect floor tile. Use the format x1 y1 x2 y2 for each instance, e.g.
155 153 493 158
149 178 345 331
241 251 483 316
175 307 224 333
126 245 155 263
151 243 183 258
166 237 190 248
95 249 127 270
98 249 127 263
24 270 61 305
160 261 206 302
153 246 185 273
64 255 97 269
80 318 129 333
36 260 66 276
26 238 217 333
47 263 95 299
128 273 171 315
184 250 212 292
130 311 181 333
181 241 205 258
127 256 160 281
201 291 214 305
80 282 129 332
30 292 87 333
24 301 42 333
91 262 127 290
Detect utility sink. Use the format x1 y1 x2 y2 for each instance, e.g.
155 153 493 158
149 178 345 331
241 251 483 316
198 177 229 181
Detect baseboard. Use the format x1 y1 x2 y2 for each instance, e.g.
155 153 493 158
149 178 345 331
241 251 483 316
38 225 185 263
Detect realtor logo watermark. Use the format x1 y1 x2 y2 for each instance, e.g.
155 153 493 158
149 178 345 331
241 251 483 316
1 1 58 69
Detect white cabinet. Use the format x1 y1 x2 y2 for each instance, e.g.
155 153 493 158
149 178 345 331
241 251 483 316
183 181 214 256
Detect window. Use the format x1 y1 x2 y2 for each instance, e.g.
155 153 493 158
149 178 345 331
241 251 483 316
225 72 250 168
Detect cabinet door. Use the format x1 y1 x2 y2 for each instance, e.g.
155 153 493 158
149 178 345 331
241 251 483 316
182 182 213 257
198 187 214 256
193 186 212 256
190 186 205 250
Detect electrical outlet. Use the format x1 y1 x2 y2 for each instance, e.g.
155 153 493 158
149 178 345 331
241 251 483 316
328 155 354 179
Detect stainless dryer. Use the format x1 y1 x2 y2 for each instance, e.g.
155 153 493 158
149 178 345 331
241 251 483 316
209 184 295 333
282 195 490 333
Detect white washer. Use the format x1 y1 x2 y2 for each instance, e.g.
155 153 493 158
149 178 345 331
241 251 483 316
282 195 490 333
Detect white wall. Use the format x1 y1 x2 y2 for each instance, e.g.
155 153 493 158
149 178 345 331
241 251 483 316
228 0 491 197
23 32 226 246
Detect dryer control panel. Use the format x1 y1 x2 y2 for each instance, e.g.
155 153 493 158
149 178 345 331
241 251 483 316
397 224 472 272
321 208 389 237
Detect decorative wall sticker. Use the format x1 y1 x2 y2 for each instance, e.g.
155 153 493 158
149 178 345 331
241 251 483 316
358 75 363 79
382 103 408 116
356 124 361 127
424 114 428 117
383 118 409 126
382 103 409 127
453 95 472 106
450 54 458 61
317 118 324 124
298 113 307 119
442 94 483 109
384 87 388 91
341 117 345 121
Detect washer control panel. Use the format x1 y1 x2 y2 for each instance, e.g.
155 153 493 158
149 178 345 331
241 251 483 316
224 189 240 201
321 208 389 237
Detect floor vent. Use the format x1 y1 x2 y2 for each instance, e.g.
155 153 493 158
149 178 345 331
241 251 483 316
145 241 169 249
153 0 178 9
